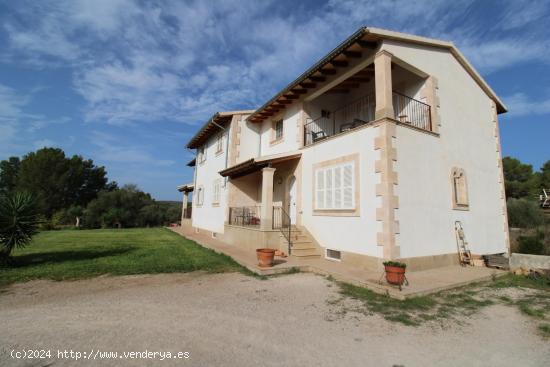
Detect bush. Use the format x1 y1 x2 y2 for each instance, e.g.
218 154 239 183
517 233 545 255
383 261 407 268
507 198 545 229
0 192 40 260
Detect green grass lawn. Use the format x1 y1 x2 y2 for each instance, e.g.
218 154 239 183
0 228 246 287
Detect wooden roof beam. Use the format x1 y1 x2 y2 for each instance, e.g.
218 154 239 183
319 68 337 75
343 50 362 58
330 60 348 67
357 40 378 49
309 76 326 82
284 94 300 99
300 82 316 88
291 88 307 94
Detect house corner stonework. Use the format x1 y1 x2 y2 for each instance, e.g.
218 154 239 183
491 101 510 253
374 118 400 259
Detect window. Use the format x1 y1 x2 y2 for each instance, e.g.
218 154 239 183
198 146 207 164
215 133 223 154
325 249 342 261
451 168 469 209
315 163 355 210
196 186 204 206
212 179 221 205
274 119 283 140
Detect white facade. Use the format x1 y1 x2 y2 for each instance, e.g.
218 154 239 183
184 28 509 270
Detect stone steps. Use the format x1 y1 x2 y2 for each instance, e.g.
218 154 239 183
278 226 320 259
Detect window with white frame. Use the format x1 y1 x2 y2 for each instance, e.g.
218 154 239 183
315 163 355 210
274 119 283 140
196 186 204 206
212 179 221 205
198 146 206 164
215 133 223 154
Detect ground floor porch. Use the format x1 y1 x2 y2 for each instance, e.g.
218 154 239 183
170 226 505 300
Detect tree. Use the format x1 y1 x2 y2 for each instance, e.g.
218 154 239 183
16 148 110 217
0 157 20 195
83 185 155 228
502 157 538 199
0 192 40 262
537 160 550 191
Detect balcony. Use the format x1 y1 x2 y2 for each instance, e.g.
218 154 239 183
304 92 432 146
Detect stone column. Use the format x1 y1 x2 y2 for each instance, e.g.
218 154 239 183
374 50 394 120
181 191 189 224
260 167 276 230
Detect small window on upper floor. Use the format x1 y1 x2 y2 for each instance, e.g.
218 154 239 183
215 133 223 154
198 146 207 164
451 167 469 210
274 119 283 141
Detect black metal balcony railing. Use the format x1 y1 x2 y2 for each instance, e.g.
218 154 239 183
228 206 261 227
304 93 375 146
303 92 432 146
392 91 432 131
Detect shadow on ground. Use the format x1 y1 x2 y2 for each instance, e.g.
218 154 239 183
4 247 134 268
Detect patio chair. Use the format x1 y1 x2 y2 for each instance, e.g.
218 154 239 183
312 130 328 143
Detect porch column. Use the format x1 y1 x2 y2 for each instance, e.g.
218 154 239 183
181 191 189 223
374 50 394 120
260 167 276 230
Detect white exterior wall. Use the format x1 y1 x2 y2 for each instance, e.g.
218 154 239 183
300 126 382 257
191 128 230 234
260 103 302 156
236 116 261 164
382 41 507 257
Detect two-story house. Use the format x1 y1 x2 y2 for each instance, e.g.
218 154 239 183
181 27 509 272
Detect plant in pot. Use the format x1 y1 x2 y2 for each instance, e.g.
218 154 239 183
256 248 276 267
383 261 407 286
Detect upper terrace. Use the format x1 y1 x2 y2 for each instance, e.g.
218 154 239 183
246 27 506 148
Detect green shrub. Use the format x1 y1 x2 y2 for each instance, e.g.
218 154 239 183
507 198 545 229
517 233 545 255
0 192 40 260
383 261 407 268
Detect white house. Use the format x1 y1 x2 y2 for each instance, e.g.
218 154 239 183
180 27 509 272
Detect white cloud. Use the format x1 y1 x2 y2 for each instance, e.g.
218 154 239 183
90 131 175 166
2 0 550 126
503 93 550 117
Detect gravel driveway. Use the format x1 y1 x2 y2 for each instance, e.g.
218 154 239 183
1 272 548 367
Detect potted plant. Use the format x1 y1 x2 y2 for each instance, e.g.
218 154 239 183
256 248 276 267
383 261 407 286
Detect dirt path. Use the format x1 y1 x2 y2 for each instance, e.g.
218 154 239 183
1 272 548 367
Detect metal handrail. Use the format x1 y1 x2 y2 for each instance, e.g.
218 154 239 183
392 91 432 131
273 206 292 255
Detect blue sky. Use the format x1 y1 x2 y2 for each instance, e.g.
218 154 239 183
0 0 549 200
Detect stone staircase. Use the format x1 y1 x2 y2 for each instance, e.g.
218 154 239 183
279 226 321 260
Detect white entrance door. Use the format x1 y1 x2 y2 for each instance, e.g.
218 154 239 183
288 176 297 224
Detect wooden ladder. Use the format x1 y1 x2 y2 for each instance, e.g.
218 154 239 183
455 221 473 266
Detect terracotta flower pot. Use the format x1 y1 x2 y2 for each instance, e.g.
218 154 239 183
256 248 276 267
384 265 406 285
